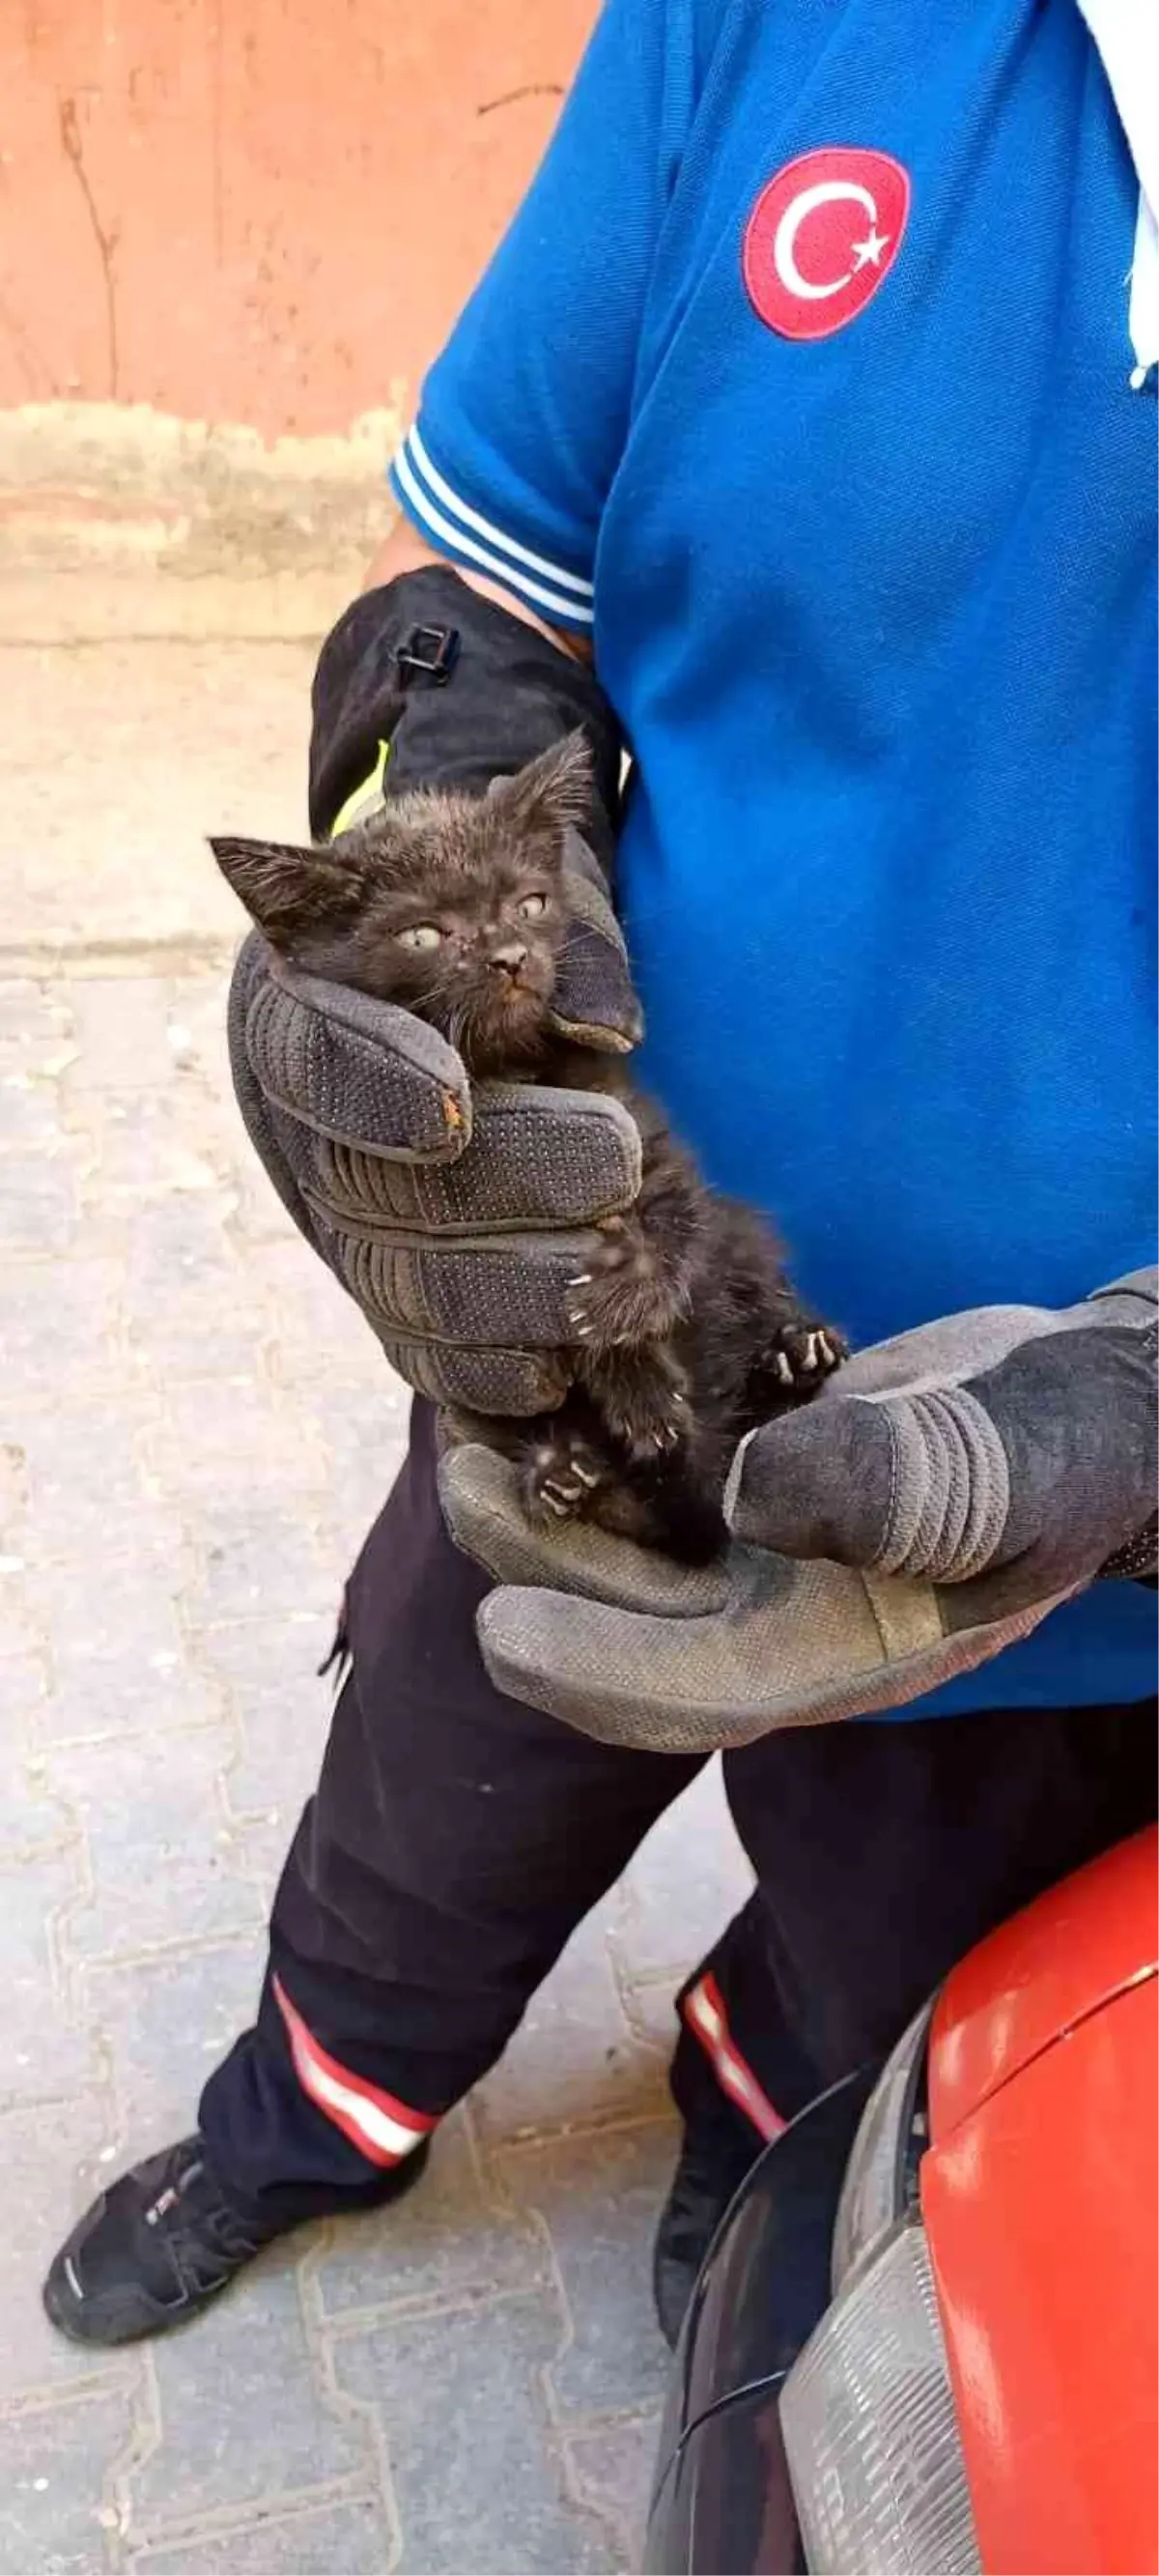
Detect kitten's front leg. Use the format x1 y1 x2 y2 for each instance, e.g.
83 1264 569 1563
564 1114 702 1461
565 1212 689 1352
581 1342 690 1460
564 1122 701 1355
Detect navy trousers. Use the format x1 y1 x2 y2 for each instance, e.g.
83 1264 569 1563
201 1403 1157 2218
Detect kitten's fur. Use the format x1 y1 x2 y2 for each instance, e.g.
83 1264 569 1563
212 735 844 1561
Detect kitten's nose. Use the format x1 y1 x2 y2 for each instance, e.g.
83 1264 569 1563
488 941 528 977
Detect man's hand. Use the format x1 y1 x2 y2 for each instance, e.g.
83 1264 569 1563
226 553 638 1414
438 1274 1157 1750
228 849 642 1414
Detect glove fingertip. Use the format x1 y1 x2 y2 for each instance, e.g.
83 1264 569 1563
474 1588 551 1708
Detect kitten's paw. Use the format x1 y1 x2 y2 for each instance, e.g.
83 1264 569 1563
770 1322 848 1391
566 1216 687 1352
522 1429 608 1528
586 1346 692 1462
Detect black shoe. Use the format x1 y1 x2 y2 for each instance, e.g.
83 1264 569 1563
42 2132 430 2347
653 2121 761 2350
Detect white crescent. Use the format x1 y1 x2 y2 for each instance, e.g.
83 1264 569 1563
773 179 877 302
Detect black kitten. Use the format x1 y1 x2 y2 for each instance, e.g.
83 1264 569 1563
212 735 845 1561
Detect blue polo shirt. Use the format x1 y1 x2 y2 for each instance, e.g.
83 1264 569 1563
391 0 1157 1714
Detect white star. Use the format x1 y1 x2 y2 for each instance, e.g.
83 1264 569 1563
851 225 890 271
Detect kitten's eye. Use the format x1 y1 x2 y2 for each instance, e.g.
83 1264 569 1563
397 924 443 952
516 893 548 921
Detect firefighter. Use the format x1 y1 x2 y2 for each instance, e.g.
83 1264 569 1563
45 0 1156 2352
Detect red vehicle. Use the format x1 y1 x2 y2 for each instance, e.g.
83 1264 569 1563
647 1826 1159 2575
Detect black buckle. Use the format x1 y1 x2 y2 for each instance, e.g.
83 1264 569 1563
394 623 460 686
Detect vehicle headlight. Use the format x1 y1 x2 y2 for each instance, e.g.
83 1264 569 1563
779 2215 980 2576
831 1997 933 2293
780 1995 980 2573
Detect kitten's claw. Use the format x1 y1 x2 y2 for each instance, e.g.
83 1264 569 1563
564 1220 687 1350
651 1418 684 1452
523 1431 610 1529
771 1321 849 1395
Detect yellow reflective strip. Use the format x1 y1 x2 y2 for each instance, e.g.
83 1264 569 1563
329 737 391 839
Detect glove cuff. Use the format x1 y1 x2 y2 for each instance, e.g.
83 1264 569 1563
308 564 624 869
1090 1277 1158 1578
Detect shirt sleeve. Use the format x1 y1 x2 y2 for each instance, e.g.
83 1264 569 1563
388 0 695 633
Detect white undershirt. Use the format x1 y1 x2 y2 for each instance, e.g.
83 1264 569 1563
1077 0 1159 384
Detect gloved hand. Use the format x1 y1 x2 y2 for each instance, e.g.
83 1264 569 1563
228 564 644 1414
438 1273 1157 1750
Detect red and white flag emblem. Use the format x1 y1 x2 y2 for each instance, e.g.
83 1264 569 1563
743 146 911 341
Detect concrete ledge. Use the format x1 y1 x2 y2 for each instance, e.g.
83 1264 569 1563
0 400 402 640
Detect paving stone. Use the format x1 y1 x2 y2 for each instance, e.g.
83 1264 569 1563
0 1740 77 1866
472 1902 669 2145
0 1856 95 2106
146 1379 328 1500
0 1260 127 1405
67 1091 231 1208
83 1936 267 2148
613 1762 752 1989
613 1973 682 2069
162 972 232 1077
119 1192 271 1379
496 2122 676 2421
0 2094 124 2402
200 1613 333 1823
14 1402 187 1568
0 1649 50 1736
0 978 73 1069
230 1810 297 1910
0 1068 71 1145
258 1237 393 1371
184 1502 338 1626
0 1153 82 1254
0 2386 136 2574
0 1562 48 1669
227 1156 314 1248
65 980 178 1094
313 2108 549 2321
57 1727 263 1964
128 2495 394 2574
266 1304 389 1395
564 2410 665 2568
128 2263 370 2535
29 1549 192 1685
292 1381 410 1560
38 1652 223 1751
0 1433 29 1536
332 2292 612 2575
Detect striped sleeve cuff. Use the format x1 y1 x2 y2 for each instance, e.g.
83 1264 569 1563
389 421 595 632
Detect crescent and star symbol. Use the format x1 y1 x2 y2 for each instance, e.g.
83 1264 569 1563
743 148 912 341
772 182 889 301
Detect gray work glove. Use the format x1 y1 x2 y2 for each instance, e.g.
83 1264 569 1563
228 848 642 1414
228 561 643 1415
439 1273 1157 1750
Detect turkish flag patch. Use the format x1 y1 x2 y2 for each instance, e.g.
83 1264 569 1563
743 147 911 341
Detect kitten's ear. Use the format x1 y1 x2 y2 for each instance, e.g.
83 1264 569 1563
496 730 594 842
209 835 366 950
